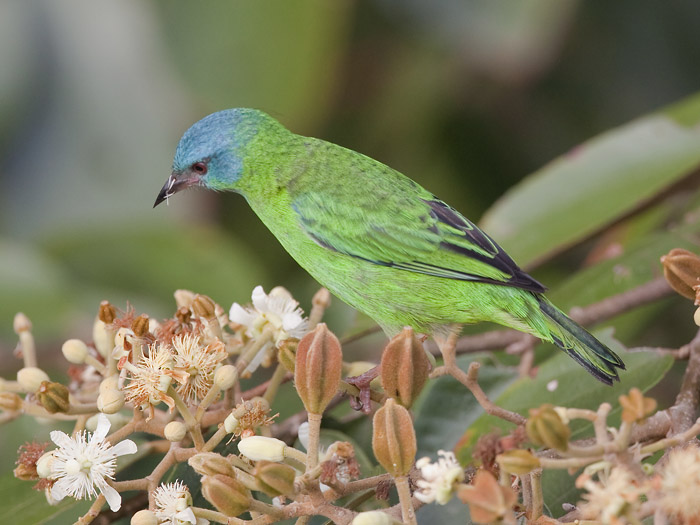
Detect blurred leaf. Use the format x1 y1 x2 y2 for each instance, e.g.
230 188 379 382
480 92 700 267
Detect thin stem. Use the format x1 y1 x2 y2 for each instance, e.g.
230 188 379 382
236 328 274 374
76 495 106 524
169 386 204 449
309 288 332 329
306 412 323 472
196 385 224 422
262 364 287 405
530 469 543 520
202 425 229 452
18 330 37 368
84 355 107 375
394 475 417 525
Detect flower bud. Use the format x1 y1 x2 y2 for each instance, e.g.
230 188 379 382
36 452 56 478
98 300 117 324
131 509 158 525
496 449 541 475
372 398 416 478
37 381 70 414
13 312 32 333
352 511 403 525
201 474 251 517
661 248 700 302
526 404 571 451
277 338 298 373
97 388 125 414
214 365 238 390
62 339 89 364
17 367 49 392
99 375 119 395
380 327 430 408
619 388 657 423
238 436 288 462
188 452 236 477
192 294 217 320
224 413 241 435
164 421 187 442
0 392 22 411
174 289 195 309
695 307 700 327
254 460 296 497
92 319 113 358
131 315 150 337
294 323 343 414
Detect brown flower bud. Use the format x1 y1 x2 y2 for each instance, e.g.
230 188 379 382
0 392 22 411
277 338 298 373
372 398 416 478
619 388 657 423
131 314 150 337
294 324 342 414
192 294 217 320
201 474 251 517
98 301 117 324
188 452 236 477
254 460 296 497
380 327 430 408
37 381 70 414
496 449 541 475
457 469 517 524
526 404 571 451
661 248 700 303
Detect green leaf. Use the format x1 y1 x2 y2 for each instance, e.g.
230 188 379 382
480 92 700 267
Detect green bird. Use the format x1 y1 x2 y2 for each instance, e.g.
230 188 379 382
155 109 624 384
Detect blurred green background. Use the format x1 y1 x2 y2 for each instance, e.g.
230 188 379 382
3 0 700 356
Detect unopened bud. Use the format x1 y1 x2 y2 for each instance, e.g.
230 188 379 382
131 315 150 337
526 404 571 451
37 381 70 414
174 289 195 309
294 323 342 414
36 452 55 478
352 511 403 525
224 413 241 435
97 388 125 414
0 392 22 411
62 339 89 364
254 460 296 497
695 307 700 327
17 367 50 392
619 388 657 423
93 319 113 358
131 509 158 525
164 421 187 442
496 449 541 475
99 375 119 395
380 327 430 408
98 301 117 324
192 294 217 320
661 248 700 303
201 474 251 517
372 398 416 478
214 365 238 390
13 312 32 333
188 452 236 477
277 338 298 373
238 436 287 462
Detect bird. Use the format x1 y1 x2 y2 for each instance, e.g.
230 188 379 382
154 108 625 384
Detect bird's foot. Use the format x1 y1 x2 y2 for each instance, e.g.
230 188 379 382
345 365 380 414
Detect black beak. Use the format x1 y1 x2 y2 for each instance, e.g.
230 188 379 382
154 173 192 208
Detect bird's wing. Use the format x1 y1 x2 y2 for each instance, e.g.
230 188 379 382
291 182 546 293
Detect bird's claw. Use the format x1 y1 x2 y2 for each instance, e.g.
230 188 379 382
345 365 380 414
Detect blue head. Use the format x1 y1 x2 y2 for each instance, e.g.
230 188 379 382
154 108 269 206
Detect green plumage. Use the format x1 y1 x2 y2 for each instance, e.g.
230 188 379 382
155 108 625 384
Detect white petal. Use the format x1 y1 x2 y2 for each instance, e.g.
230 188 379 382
282 312 303 331
297 422 309 451
93 413 111 442
50 430 73 449
111 439 138 457
175 507 198 524
251 286 269 311
243 344 270 375
229 303 256 326
50 481 69 502
100 482 122 512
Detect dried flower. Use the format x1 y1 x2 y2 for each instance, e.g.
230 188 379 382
37 381 70 414
372 398 416 478
661 248 700 303
619 388 657 423
320 441 361 485
457 469 516 524
153 480 207 525
657 445 700 523
380 327 431 408
415 450 464 504
294 323 343 414
526 404 571 451
14 441 48 481
225 398 277 438
577 467 644 523
171 334 227 404
47 413 137 511
123 344 188 412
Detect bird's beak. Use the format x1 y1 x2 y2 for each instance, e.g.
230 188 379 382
154 173 195 208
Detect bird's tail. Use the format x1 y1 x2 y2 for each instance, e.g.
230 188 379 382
536 296 625 385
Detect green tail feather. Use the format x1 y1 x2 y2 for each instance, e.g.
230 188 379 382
537 297 625 385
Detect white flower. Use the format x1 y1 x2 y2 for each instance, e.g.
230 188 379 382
230 286 308 374
578 467 644 523
171 334 227 404
154 480 209 525
414 450 464 505
48 413 137 511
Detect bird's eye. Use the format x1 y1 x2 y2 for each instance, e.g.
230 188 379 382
192 162 208 175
